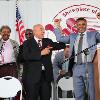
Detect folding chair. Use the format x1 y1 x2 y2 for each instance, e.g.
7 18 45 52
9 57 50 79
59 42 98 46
0 76 22 100
57 76 75 100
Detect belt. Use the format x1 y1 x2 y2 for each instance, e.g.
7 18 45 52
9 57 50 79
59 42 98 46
0 62 16 67
74 62 91 65
74 62 83 65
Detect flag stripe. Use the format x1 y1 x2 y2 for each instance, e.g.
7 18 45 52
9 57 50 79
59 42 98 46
16 3 25 45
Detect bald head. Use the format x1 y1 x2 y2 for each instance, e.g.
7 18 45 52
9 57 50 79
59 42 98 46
33 24 45 39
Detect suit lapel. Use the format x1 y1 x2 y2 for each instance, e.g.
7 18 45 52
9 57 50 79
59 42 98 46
10 39 19 59
71 33 78 47
42 38 47 49
87 32 91 47
86 32 97 61
0 40 3 50
71 33 78 55
86 32 89 46
32 38 40 50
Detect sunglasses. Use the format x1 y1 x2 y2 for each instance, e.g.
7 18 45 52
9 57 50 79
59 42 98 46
25 32 33 35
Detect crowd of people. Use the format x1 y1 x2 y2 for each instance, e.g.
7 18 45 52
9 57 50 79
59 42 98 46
0 17 100 100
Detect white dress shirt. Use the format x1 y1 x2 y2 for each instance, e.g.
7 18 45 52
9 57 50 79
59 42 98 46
34 36 42 47
2 39 16 64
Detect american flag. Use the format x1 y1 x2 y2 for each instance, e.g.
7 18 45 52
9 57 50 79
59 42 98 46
16 3 25 45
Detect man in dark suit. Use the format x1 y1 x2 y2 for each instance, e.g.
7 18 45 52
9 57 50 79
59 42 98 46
17 28 33 100
21 24 66 100
17 28 33 64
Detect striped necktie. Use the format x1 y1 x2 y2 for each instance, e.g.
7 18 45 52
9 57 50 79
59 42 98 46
38 40 42 49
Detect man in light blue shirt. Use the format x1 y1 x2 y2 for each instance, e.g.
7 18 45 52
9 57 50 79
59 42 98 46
53 45 70 99
53 45 70 81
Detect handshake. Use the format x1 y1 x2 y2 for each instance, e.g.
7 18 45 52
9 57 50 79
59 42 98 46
41 46 53 55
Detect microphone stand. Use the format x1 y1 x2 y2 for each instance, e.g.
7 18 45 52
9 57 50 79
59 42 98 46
83 49 90 100
61 43 96 64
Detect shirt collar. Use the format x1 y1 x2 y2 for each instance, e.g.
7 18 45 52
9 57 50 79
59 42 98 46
34 36 42 43
2 39 10 43
78 31 86 35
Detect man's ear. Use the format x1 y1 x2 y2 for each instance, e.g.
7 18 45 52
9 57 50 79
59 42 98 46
96 12 100 19
33 30 35 34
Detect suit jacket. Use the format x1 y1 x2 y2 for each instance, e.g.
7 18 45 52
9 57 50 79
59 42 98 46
21 37 66 83
0 39 19 61
54 28 100 73
17 44 24 64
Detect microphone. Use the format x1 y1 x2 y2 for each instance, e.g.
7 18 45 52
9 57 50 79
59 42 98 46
83 48 90 55
61 43 96 65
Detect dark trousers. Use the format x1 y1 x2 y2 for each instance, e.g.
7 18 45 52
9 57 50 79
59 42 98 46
0 62 18 78
24 71 51 100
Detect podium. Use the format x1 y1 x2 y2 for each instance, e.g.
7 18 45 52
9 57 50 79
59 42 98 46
93 47 100 100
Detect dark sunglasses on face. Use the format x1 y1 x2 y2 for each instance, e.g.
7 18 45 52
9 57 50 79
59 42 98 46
25 32 33 35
